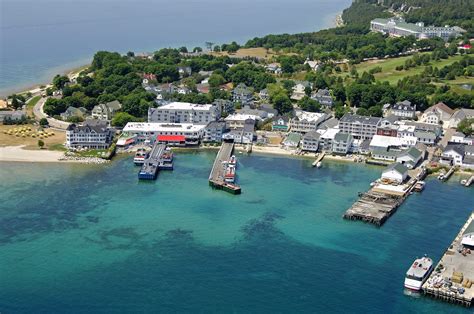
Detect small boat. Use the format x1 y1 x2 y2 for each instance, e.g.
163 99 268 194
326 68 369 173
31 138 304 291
461 179 467 185
316 161 322 168
404 256 433 291
413 181 425 192
133 148 149 165
461 232 474 247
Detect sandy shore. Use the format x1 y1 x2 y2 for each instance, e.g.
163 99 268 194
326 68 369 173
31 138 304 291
0 146 66 163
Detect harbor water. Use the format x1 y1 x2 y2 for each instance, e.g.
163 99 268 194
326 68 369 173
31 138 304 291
1 151 473 313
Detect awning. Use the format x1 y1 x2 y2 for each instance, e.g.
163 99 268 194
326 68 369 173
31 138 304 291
157 135 186 142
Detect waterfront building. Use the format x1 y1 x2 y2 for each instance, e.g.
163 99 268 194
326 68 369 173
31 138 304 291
396 147 423 169
332 132 353 155
370 18 465 41
61 106 87 121
122 122 206 146
203 121 228 143
271 116 290 132
311 89 334 107
387 100 416 119
381 163 408 184
318 127 339 151
148 102 219 125
221 119 255 144
301 131 320 152
282 132 302 149
66 120 113 149
225 114 260 129
440 144 474 169
290 110 328 133
421 102 454 126
371 147 401 162
339 114 381 140
232 83 254 105
91 100 122 121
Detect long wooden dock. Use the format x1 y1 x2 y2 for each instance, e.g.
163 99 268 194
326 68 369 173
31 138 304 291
422 211 474 307
209 142 241 194
312 152 325 167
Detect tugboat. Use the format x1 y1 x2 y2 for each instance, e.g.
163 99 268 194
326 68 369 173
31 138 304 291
404 256 433 291
134 148 149 165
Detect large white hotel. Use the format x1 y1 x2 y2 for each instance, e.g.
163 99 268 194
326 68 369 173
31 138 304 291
148 102 219 125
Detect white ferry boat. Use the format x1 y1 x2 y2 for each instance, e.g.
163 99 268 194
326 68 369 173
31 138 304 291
133 148 149 165
224 165 236 183
404 256 433 291
228 155 237 167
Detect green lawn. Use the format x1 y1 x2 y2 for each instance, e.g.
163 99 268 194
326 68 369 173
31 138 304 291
26 95 41 107
74 149 108 158
337 54 467 85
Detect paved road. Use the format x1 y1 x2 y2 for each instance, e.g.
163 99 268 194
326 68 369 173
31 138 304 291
33 97 70 130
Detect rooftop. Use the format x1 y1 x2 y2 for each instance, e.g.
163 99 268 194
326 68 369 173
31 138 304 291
123 122 206 133
157 102 213 111
340 113 381 125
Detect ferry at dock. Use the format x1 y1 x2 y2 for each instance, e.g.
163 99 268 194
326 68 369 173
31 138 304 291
134 148 149 165
404 256 433 291
228 155 237 167
224 165 236 183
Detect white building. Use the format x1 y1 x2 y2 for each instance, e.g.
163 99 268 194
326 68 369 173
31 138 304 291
339 114 381 140
301 131 320 152
421 102 454 126
449 108 474 129
290 111 328 133
148 102 219 125
122 122 206 146
66 120 113 149
91 100 122 121
225 114 260 129
388 100 416 119
381 163 408 184
332 132 353 155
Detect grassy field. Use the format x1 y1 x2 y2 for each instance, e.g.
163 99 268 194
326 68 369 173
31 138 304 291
0 124 65 150
26 95 41 116
337 54 468 85
211 48 276 59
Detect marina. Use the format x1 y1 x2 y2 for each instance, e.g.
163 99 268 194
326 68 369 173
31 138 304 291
209 141 241 194
137 143 174 180
422 211 474 307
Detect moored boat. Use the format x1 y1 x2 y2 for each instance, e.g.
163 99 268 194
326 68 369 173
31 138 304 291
404 256 433 291
224 165 235 183
413 181 425 192
228 155 237 167
134 148 149 165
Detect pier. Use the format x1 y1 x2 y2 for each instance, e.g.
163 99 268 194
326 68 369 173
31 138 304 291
312 152 325 167
343 167 426 226
422 211 474 307
465 176 473 187
209 142 241 194
439 166 455 181
138 143 173 180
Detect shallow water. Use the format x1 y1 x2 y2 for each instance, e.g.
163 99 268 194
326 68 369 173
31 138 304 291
1 152 473 313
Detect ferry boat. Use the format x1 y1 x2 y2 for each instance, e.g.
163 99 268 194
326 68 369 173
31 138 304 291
134 148 149 165
161 147 173 162
224 165 236 183
404 256 433 291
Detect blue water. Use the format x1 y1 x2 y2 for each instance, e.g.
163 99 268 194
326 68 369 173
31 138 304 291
1 152 473 313
0 0 350 96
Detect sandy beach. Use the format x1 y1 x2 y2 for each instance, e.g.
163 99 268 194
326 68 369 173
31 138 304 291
0 146 66 163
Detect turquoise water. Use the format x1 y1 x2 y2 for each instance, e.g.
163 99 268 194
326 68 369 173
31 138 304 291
1 152 473 313
0 0 350 96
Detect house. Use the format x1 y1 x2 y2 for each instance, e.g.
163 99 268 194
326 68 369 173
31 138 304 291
265 63 282 75
332 132 353 155
339 114 381 140
213 99 234 116
259 104 278 119
290 110 328 133
237 106 269 120
225 113 260 129
259 88 269 101
148 102 219 124
304 60 320 71
66 120 113 149
291 81 312 101
317 117 339 131
61 106 87 121
196 83 210 94
440 144 466 166
414 130 437 145
232 83 254 105
271 116 290 132
319 127 339 151
381 163 408 184
421 102 454 126
371 147 401 162
311 89 334 107
178 66 192 78
450 132 466 144
282 132 302 149
449 108 474 128
91 100 122 121
203 121 227 143
301 131 320 152
396 147 423 169
388 100 416 119
222 119 255 144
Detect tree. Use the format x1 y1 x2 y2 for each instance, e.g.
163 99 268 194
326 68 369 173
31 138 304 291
178 46 188 53
272 93 293 114
457 118 474 136
38 140 45 149
52 75 70 89
111 112 137 127
208 73 226 87
298 96 320 112
39 118 49 126
193 47 203 53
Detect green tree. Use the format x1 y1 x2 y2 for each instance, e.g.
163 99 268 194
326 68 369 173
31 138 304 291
111 112 137 127
457 118 474 136
208 73 226 87
272 93 293 114
52 75 70 89
38 140 45 149
39 118 49 126
298 96 320 112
